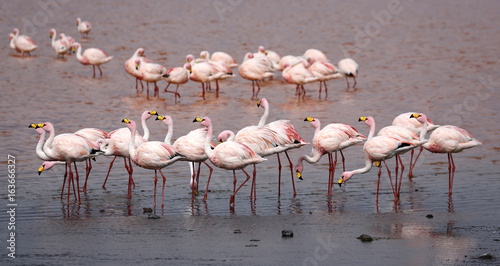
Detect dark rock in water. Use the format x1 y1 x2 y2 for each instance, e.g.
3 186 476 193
415 189 419 192
245 244 258 247
99 209 105 213
250 239 260 242
147 214 161 219
282 230 294 237
357 234 373 242
426 214 434 218
478 253 493 259
234 229 242 234
143 208 153 213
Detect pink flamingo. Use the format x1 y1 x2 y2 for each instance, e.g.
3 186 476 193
49 29 69 59
123 119 184 213
76 17 92 38
72 42 113 78
338 116 416 202
257 98 308 197
162 63 189 102
278 55 309 71
238 53 274 98
303 48 328 65
10 28 37 56
74 127 108 193
295 117 366 195
338 58 359 89
392 112 440 177
282 61 319 98
98 110 157 198
200 50 238 68
135 59 167 99
419 122 482 195
194 117 265 206
59 33 74 54
256 46 281 71
308 61 343 98
124 48 151 91
189 62 228 99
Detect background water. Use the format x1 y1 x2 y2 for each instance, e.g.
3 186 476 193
1 0 499 264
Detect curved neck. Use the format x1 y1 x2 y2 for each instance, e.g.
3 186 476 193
141 114 150 140
51 31 56 47
128 123 137 160
76 45 83 61
419 117 428 140
43 124 55 154
258 104 269 127
203 123 214 159
163 121 173 144
347 155 373 179
36 129 51 160
367 120 376 140
299 152 322 166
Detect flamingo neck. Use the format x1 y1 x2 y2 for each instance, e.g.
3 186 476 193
348 156 373 177
43 124 55 154
258 104 269 127
76 45 83 62
51 31 56 48
141 114 150 140
163 120 173 144
128 122 137 160
299 152 322 166
419 116 428 140
203 123 214 159
36 130 51 160
367 120 376 140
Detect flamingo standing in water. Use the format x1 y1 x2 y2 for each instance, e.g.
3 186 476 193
392 112 440 177
303 48 328 65
338 58 359 89
238 53 274 98
282 61 319 98
124 48 151 91
10 29 37 56
295 117 366 195
76 17 92 38
257 98 308 197
308 61 343 98
189 62 228 99
72 42 113 78
49 29 69 59
417 119 482 195
135 59 167 99
74 127 108 193
162 63 189 102
256 46 281 71
194 117 265 206
123 118 184 213
200 50 238 68
59 33 74 54
338 116 416 202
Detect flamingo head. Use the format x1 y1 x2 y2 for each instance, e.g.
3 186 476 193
193 116 210 127
183 63 192 73
122 118 136 131
338 171 354 187
258 46 267 55
359 116 374 128
40 122 54 132
200 50 209 60
137 48 145 57
12 28 19 35
410 113 427 124
155 115 173 126
217 130 234 144
186 54 194 63
257 97 268 109
9 33 14 42
38 161 59 175
142 110 158 120
49 29 55 38
295 164 304 180
71 42 80 53
76 17 81 26
304 117 320 129
134 59 142 70
245 52 254 60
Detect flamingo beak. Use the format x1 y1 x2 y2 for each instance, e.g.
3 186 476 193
338 177 344 187
296 171 303 180
257 101 261 107
38 165 44 175
193 117 203 123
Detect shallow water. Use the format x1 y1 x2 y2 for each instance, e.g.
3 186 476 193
1 0 499 264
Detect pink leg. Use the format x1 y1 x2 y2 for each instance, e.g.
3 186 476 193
98 65 103 77
448 153 456 195
353 77 357 88
397 155 404 198
83 159 92 193
215 80 220 97
102 156 117 189
324 81 328 98
319 81 322 98
233 170 237 194
159 169 167 207
376 164 382 202
92 65 96 78
277 153 282 197
382 160 397 199
409 147 423 178
67 163 73 205
203 161 213 202
164 83 171 92
250 164 257 201
255 81 262 98
140 79 144 91
201 82 206 100
196 161 202 191
153 81 159 97
153 170 158 214
284 151 296 197
251 81 255 98
340 150 346 172
230 168 252 206
146 82 150 100
61 163 68 198
394 156 399 198
331 152 338 195
74 162 81 204
327 153 332 195
135 78 139 90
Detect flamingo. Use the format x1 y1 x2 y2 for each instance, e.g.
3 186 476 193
418 122 482 195
338 116 416 202
303 48 328 65
256 46 281 71
278 55 309 71
162 63 189 102
72 42 113 78
49 29 69 59
295 117 366 195
59 33 74 54
392 112 440 177
189 62 229 99
124 48 151 91
10 28 37 56
238 53 274 98
98 110 157 198
193 117 265 206
156 115 215 201
338 58 359 89
76 17 92 38
74 127 108 193
282 61 319 98
308 61 343 98
135 59 167 99
39 122 101 205
200 50 238 68
257 98 308 197
123 118 184 213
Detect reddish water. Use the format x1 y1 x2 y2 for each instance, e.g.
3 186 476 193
1 0 499 264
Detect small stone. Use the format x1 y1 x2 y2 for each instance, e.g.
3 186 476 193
478 253 493 259
143 208 153 213
282 230 294 237
234 229 242 234
99 209 105 213
250 239 260 242
415 189 419 192
357 234 373 242
426 214 434 219
147 214 161 219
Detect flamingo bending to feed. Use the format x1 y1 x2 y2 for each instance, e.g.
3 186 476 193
308 61 343 98
417 118 482 195
282 61 319 98
278 55 309 71
59 33 74 54
295 117 366 195
303 48 328 65
98 110 157 198
123 118 184 213
392 112 440 177
338 58 359 89
257 98 308 197
10 28 37 56
189 62 230 99
76 17 91 38
238 53 274 98
194 117 265 206
338 116 416 202
135 59 167 99
72 42 113 78
162 63 189 102
156 115 215 201
49 29 69 59
124 48 151 90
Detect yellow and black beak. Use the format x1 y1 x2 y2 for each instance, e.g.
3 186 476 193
359 116 367 122
49 33 53 39
338 177 344 187
304 117 314 122
38 165 44 175
156 115 165 121
257 100 261 107
374 161 381 167
122 118 131 124
296 170 303 180
193 117 203 123
135 62 139 70
29 123 37 129
149 110 158 116
409 113 420 119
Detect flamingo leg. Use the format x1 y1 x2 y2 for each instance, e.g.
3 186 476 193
202 161 214 202
61 163 68 199
394 156 399 198
164 84 181 101
140 79 144 91
331 152 338 195
146 82 150 100
295 85 300 95
92 65 96 78
135 78 139 90
74 162 81 204
448 153 456 195
319 81 322 98
255 81 262 98
251 81 255 98
102 156 117 189
345 76 350 89
409 146 424 178
327 153 332 195
340 150 346 172
324 81 329 98
97 65 103 78
201 82 206 100
250 164 257 201
153 81 159 97
196 161 202 192
164 83 171 92
153 170 158 214
159 169 167 208
67 163 73 205
376 164 382 203
277 153 282 197
83 158 92 193
230 168 252 206
353 77 357 88
124 158 134 199
397 154 404 199
382 160 397 200
215 80 220 97
233 170 237 194
284 151 296 197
